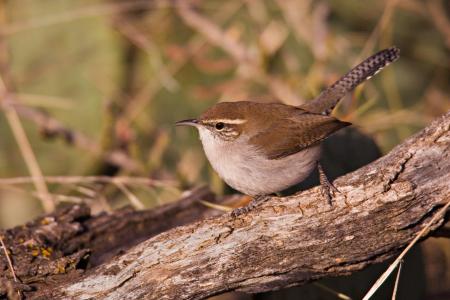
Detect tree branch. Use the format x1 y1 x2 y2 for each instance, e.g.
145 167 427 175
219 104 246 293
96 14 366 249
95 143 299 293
30 110 448 299
8 102 143 173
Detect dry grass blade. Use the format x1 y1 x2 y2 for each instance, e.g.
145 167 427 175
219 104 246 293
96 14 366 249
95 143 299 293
391 259 403 300
313 282 352 300
51 193 86 204
0 236 18 282
74 185 98 198
0 79 54 213
1 105 54 213
113 181 145 210
362 198 450 300
0 236 21 299
197 199 232 212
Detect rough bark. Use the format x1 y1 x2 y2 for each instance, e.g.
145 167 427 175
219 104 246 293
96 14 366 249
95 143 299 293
31 111 449 299
0 187 235 297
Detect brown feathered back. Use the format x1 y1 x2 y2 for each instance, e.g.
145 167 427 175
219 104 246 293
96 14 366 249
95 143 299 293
200 101 350 160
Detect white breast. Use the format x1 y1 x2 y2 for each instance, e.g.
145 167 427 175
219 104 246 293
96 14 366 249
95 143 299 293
198 128 321 196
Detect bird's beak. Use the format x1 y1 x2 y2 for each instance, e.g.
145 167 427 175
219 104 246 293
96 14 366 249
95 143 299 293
175 119 199 127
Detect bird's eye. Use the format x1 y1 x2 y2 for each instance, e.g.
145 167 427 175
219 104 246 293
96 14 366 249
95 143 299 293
215 122 225 130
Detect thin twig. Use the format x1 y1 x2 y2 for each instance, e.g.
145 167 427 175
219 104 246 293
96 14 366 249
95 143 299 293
275 0 311 44
0 0 153 36
120 0 244 125
362 198 450 300
427 0 450 49
0 175 177 188
9 102 143 172
0 0 234 36
357 0 399 62
176 1 248 63
175 0 304 105
113 19 179 92
13 93 74 109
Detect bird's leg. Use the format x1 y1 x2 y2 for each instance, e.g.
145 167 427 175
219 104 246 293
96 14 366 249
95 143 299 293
317 162 339 206
231 195 271 217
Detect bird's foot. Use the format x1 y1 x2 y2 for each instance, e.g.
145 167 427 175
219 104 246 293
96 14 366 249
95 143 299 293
231 195 271 217
318 163 339 206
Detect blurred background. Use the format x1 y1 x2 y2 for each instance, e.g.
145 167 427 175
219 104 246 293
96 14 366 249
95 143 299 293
0 0 449 299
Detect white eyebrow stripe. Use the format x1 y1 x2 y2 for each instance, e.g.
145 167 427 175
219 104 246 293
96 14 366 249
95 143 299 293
204 118 247 124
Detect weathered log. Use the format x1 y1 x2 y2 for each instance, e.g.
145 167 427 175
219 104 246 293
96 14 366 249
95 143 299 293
0 186 231 297
31 110 448 299
0 127 382 299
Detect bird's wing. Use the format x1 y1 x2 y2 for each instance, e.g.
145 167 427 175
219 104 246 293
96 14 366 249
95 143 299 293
250 110 351 160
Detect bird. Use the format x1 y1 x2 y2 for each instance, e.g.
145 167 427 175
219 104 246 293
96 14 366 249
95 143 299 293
176 47 400 216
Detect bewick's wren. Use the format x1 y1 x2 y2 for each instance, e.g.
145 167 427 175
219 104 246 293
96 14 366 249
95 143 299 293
177 47 400 215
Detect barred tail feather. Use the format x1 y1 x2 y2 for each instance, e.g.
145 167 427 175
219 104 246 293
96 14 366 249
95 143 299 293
302 47 400 115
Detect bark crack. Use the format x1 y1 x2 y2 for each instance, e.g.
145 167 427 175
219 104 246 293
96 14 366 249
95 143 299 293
383 150 414 192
